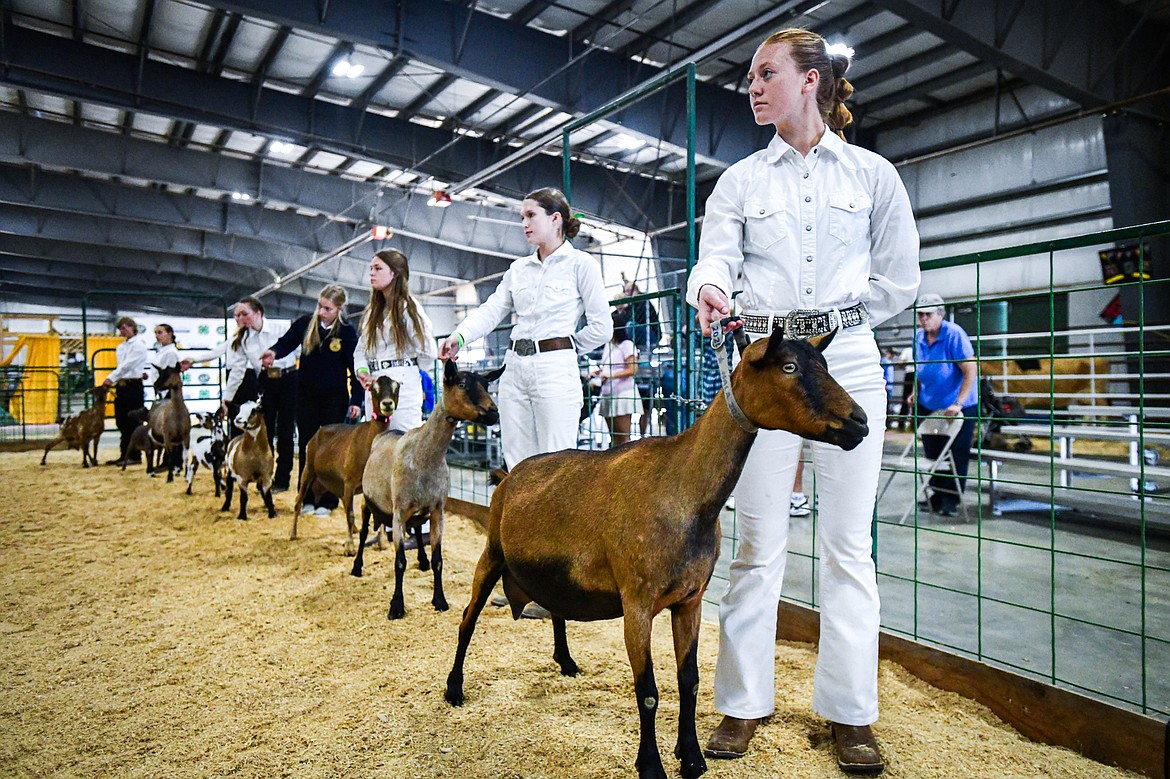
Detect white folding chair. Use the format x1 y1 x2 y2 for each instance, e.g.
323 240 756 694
878 414 966 524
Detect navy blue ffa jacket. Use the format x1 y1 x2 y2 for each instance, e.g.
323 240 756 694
270 315 364 408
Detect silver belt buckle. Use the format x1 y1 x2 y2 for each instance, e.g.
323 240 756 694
783 309 819 339
512 338 536 357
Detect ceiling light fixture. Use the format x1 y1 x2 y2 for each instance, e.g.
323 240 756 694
371 225 392 240
331 57 365 79
231 191 252 201
269 140 295 154
427 190 453 208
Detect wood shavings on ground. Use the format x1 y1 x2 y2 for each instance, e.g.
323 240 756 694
0 450 1140 778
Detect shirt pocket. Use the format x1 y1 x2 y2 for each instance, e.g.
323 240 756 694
743 199 788 253
828 192 872 246
541 275 576 311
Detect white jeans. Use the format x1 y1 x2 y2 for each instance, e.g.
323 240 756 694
713 327 887 726
498 349 582 469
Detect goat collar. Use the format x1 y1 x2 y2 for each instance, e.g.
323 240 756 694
712 318 758 434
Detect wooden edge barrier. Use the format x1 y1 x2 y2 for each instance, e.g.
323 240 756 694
777 600 1167 779
453 497 1166 777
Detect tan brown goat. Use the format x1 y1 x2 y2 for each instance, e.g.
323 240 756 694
221 400 276 520
290 375 401 555
355 359 503 619
148 366 191 483
445 328 869 779
41 384 109 468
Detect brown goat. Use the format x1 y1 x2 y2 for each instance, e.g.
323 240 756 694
148 366 191 483
41 385 109 468
290 376 401 555
123 408 157 474
444 329 868 779
221 400 277 520
355 360 503 619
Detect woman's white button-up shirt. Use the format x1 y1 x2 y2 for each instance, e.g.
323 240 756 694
454 241 612 353
686 130 920 327
354 301 437 373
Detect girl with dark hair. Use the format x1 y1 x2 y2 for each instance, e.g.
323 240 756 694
262 284 364 516
439 187 611 470
355 249 436 432
150 324 180 386
688 28 920 771
591 311 639 447
102 316 149 465
183 296 297 489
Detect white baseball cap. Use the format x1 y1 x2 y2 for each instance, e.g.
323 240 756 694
915 293 945 310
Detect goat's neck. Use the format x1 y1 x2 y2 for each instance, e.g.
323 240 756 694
674 390 757 509
413 406 459 455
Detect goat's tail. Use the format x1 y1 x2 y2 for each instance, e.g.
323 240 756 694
488 465 509 486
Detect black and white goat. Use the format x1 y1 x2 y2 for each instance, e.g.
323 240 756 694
186 410 227 496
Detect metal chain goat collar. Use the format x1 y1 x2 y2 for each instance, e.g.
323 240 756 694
711 317 758 434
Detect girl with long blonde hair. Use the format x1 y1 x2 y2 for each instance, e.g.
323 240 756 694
262 284 364 515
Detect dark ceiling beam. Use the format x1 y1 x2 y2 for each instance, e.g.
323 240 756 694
615 0 724 62
870 0 1170 119
204 0 774 164
448 87 500 127
509 0 550 27
860 61 994 115
303 41 350 98
0 25 686 231
250 24 291 107
0 112 527 258
401 72 458 116
72 0 85 41
571 0 638 46
204 11 243 77
353 55 408 113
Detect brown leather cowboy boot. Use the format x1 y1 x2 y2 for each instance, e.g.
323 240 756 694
704 715 761 759
830 723 885 774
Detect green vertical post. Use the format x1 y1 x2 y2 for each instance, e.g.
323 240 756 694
562 128 572 201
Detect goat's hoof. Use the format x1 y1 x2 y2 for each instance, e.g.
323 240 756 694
443 684 464 707
418 560 431 572
267 510 276 518
557 659 579 677
237 514 248 521
635 758 669 779
388 604 405 620
676 749 708 779
343 543 355 556
433 598 449 612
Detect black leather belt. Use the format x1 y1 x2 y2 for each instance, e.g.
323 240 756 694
741 303 869 339
509 336 574 356
371 358 417 370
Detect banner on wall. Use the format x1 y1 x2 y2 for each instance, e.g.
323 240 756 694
1098 244 1152 285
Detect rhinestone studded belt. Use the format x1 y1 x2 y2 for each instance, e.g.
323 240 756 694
741 302 869 339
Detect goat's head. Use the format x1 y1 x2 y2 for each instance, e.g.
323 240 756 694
234 400 264 434
732 328 868 450
154 366 183 393
191 411 216 430
370 376 401 420
90 384 110 403
440 360 503 425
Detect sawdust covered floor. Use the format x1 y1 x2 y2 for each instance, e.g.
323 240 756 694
0 450 1141 779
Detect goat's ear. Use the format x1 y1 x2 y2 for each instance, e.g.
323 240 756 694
750 326 787 367
481 364 505 384
807 329 836 353
443 358 459 384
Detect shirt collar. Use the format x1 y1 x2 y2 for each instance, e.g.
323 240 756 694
520 239 573 266
761 127 855 169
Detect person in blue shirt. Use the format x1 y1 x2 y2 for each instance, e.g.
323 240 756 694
913 293 978 516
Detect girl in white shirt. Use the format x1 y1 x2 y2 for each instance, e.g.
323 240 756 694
102 315 150 465
150 324 181 388
439 187 612 470
355 249 436 433
591 313 639 447
689 29 919 771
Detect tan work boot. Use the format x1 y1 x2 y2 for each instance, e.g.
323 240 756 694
703 715 761 759
830 723 885 775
